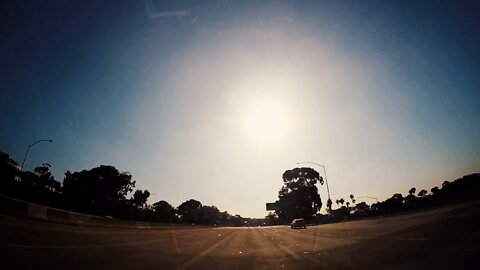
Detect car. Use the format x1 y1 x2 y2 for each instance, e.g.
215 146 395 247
291 218 307 229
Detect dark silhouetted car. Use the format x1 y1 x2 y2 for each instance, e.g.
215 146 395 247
291 218 306 229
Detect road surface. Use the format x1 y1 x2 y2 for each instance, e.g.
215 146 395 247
1 200 479 269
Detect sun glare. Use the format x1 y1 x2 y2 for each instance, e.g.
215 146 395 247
244 101 289 143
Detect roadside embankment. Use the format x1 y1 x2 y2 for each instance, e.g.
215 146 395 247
0 195 199 229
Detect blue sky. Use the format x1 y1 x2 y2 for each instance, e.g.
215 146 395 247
1 0 479 217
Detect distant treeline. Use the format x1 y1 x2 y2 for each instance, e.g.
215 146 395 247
266 168 479 225
321 173 480 223
0 151 262 226
1 151 479 226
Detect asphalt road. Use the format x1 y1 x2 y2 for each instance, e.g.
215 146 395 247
1 200 480 270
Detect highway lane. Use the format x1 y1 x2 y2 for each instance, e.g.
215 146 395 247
1 200 480 269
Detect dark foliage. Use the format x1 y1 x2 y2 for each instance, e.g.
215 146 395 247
62 165 136 216
150 200 176 223
2 150 479 226
0 152 61 206
0 151 256 226
276 167 323 222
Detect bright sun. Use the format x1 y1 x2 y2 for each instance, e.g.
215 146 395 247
243 101 289 143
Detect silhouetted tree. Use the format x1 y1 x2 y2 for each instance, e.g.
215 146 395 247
5 162 61 206
151 200 176 223
354 202 370 213
131 189 150 208
276 167 322 222
391 193 404 201
33 164 61 193
389 193 404 208
177 199 202 224
437 174 480 201
403 187 416 204
0 152 20 197
62 165 135 215
442 181 450 189
0 152 21 183
265 212 279 225
3 146 478 225
231 214 246 226
418 189 428 197
198 205 221 225
217 211 231 226
326 198 333 213
375 193 404 213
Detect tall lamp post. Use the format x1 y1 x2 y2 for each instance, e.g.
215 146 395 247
20 139 53 171
296 161 332 214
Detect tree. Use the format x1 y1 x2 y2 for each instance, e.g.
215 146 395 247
350 194 356 204
231 214 246 227
418 189 428 198
151 200 176 223
442 181 450 189
389 193 404 208
265 212 279 225
375 193 404 212
346 201 350 208
431 186 440 196
198 205 220 225
0 152 22 196
409 187 416 196
326 198 333 213
33 164 61 193
62 165 136 215
354 202 370 213
391 193 404 202
177 199 202 224
335 199 340 208
217 211 232 226
339 198 345 206
276 167 323 222
131 189 150 208
0 152 21 181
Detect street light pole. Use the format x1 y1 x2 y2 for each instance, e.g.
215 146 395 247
296 161 332 213
20 139 53 171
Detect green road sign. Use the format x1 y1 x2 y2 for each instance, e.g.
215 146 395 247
266 201 291 211
266 203 277 211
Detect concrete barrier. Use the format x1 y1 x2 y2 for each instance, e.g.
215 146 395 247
27 203 47 220
0 195 152 229
0 195 215 230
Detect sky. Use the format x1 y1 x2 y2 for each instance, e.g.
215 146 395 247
1 0 479 217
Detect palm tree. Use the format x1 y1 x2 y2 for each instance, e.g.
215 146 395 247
350 194 356 204
326 199 332 212
346 202 350 208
